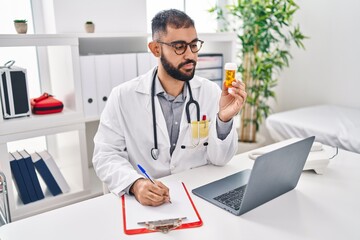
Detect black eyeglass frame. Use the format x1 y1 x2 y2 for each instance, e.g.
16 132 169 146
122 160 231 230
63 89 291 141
157 39 204 55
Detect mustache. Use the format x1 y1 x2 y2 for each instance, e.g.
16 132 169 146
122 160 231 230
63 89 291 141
178 60 196 69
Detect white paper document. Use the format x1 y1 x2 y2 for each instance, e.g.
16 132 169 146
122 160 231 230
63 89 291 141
123 181 201 230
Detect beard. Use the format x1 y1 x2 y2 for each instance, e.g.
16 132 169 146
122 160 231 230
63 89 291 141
160 53 196 82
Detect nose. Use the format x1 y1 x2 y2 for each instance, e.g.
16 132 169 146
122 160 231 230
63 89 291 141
183 44 196 59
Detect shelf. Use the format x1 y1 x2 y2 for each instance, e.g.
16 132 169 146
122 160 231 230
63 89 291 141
78 34 149 55
1 124 95 221
0 34 78 47
10 167 102 221
0 110 83 138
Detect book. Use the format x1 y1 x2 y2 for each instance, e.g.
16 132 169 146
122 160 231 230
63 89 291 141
31 152 62 196
9 153 31 204
40 150 70 194
32 150 70 195
18 150 45 200
11 151 38 202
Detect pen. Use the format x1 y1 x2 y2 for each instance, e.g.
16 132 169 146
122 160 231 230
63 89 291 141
137 164 171 203
137 164 155 184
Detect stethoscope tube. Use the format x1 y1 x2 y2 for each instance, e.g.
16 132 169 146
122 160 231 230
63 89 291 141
185 82 200 124
151 69 160 160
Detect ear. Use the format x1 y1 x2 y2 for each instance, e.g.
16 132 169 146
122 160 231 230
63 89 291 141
148 41 160 57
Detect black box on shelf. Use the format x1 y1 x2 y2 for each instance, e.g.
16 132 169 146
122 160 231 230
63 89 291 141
0 61 30 119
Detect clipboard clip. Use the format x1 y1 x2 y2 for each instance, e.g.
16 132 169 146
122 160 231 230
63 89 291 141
138 217 186 233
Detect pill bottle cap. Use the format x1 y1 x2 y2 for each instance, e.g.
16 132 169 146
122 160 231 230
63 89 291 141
225 62 237 70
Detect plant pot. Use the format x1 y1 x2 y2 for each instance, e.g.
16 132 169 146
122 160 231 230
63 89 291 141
85 23 95 33
14 22 27 34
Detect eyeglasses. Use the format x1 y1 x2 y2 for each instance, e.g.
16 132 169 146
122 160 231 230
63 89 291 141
157 39 204 55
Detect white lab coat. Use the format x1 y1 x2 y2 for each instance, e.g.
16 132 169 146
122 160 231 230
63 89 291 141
93 68 238 195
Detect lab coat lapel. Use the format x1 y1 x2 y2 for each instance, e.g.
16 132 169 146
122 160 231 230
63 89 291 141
136 68 169 145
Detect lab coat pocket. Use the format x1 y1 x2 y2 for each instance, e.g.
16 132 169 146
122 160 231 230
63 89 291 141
191 120 210 139
179 133 209 170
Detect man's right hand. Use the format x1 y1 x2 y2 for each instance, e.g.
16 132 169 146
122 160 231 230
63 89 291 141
130 178 171 206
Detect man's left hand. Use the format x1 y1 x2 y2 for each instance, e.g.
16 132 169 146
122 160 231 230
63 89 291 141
218 80 247 122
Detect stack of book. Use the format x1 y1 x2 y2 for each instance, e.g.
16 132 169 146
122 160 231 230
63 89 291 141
9 150 70 205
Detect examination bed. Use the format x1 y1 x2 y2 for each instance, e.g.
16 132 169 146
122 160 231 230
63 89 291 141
266 105 360 153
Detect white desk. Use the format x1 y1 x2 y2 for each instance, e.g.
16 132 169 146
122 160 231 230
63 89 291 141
1 140 359 240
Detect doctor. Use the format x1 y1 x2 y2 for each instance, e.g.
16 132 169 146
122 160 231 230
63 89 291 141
93 9 247 206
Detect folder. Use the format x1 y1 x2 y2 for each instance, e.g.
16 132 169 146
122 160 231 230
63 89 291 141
79 55 99 119
109 54 125 88
136 52 157 76
94 55 112 114
122 53 137 80
11 151 38 202
18 150 45 200
9 153 31 204
122 181 202 235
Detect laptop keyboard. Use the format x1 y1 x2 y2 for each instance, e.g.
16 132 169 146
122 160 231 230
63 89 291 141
213 185 247 211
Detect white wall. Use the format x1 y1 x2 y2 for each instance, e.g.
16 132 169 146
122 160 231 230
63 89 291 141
48 0 147 33
274 0 360 112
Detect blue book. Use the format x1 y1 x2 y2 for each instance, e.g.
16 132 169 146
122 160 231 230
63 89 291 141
40 150 70 194
31 152 62 196
19 150 45 200
11 151 38 202
9 153 31 204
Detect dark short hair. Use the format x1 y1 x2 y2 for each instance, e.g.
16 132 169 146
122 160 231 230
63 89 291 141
151 9 195 39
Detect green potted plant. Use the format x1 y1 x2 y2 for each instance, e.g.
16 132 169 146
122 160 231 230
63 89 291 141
84 21 95 33
14 19 28 34
210 0 307 142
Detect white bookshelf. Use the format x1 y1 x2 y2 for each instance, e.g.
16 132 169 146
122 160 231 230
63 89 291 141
0 34 102 221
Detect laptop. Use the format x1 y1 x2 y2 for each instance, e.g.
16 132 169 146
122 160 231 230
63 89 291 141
192 136 315 215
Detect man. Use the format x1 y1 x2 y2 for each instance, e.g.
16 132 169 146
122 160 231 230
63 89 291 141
93 9 247 206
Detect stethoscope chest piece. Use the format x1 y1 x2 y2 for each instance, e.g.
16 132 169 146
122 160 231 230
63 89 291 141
151 148 159 160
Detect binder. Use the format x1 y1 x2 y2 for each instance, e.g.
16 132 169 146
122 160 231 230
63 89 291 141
11 151 38 202
94 55 112 114
122 181 202 234
136 52 157 76
9 153 31 204
109 54 125 88
122 53 137 80
31 151 62 196
18 150 45 200
79 55 99 119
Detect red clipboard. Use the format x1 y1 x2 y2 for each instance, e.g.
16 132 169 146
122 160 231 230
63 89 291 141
122 182 203 235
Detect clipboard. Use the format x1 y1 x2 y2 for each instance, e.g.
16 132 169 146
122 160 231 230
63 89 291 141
122 181 203 234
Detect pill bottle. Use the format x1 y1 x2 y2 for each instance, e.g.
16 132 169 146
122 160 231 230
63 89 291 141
224 62 237 88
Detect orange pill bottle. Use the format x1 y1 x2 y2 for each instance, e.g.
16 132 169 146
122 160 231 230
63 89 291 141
224 62 237 88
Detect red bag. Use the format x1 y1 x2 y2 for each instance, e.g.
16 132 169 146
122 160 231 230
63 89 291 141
30 93 64 114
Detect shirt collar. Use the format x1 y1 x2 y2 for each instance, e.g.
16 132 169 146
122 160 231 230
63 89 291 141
155 75 187 102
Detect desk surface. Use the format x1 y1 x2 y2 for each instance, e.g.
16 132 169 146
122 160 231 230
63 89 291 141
1 140 360 240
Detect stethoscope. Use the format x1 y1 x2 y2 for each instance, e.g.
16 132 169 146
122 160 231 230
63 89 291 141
150 68 206 160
